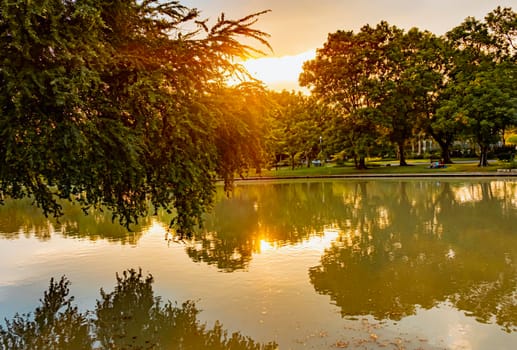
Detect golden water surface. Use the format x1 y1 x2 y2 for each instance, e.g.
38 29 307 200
1 179 516 349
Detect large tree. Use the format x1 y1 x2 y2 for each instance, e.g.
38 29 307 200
417 37 462 164
370 26 443 166
301 23 443 167
300 25 385 169
0 0 270 232
444 63 517 166
443 7 517 166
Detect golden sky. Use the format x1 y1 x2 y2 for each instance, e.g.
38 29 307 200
183 0 516 91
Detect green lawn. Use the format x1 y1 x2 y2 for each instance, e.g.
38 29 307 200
253 159 508 178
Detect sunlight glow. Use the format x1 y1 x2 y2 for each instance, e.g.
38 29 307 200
145 219 167 236
242 50 315 90
259 239 275 252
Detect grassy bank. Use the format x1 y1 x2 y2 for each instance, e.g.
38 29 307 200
254 159 508 178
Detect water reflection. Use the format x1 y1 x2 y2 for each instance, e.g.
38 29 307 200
185 180 517 331
307 180 517 332
0 199 149 244
185 180 517 271
0 269 277 350
1 180 517 334
184 182 347 272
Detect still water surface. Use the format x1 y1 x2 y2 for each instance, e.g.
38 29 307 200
1 179 517 349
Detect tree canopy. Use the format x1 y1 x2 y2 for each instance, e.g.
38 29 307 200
442 7 517 165
0 0 270 232
299 6 516 168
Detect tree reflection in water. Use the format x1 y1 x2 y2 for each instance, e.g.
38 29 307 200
166 180 517 332
309 181 517 332
183 182 341 272
0 269 277 350
2 180 517 334
0 198 150 244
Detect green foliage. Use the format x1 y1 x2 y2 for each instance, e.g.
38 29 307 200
298 6 516 169
300 23 443 167
0 0 271 233
367 26 444 166
443 7 517 166
267 91 331 169
210 83 271 191
299 25 387 169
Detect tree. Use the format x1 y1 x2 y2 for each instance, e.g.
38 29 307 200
301 23 446 167
0 0 270 232
300 25 385 169
443 7 517 166
369 25 437 166
485 6 517 60
267 91 303 170
447 64 517 166
267 91 327 169
210 82 271 190
416 36 464 164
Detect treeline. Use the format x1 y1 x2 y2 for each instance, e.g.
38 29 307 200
292 6 516 169
250 7 517 172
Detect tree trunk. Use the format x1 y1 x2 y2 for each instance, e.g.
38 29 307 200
356 156 367 169
440 144 453 164
290 155 296 170
428 130 453 164
398 142 408 166
478 145 489 167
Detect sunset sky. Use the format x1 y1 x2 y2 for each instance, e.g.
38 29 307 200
183 0 517 91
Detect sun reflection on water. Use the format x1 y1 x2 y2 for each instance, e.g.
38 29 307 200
259 239 275 252
257 227 339 255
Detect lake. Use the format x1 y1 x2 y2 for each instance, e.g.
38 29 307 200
1 179 516 349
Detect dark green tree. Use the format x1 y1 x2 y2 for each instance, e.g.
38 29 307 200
301 23 444 167
444 64 517 166
376 27 451 165
267 91 327 169
443 7 517 166
300 26 385 169
417 37 464 164
0 0 270 232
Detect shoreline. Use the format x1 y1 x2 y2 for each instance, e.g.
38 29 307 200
232 171 517 181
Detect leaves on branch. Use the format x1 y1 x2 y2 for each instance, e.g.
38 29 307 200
0 0 271 233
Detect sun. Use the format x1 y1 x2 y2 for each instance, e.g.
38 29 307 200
241 50 315 91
